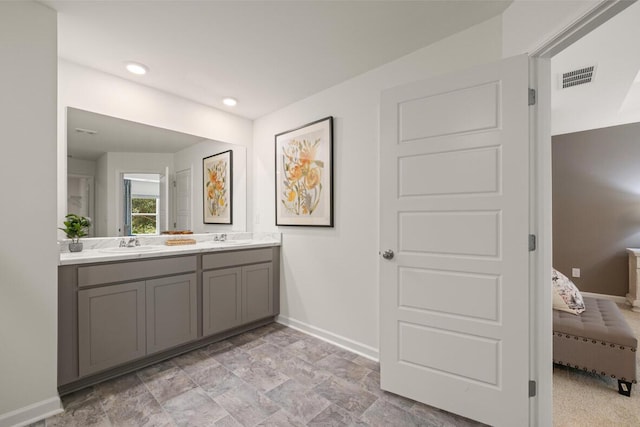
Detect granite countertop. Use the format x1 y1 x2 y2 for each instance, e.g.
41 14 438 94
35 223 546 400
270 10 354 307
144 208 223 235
59 232 281 265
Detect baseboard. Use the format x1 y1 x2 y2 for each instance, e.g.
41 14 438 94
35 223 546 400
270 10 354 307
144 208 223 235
276 315 379 361
581 291 627 304
0 396 62 427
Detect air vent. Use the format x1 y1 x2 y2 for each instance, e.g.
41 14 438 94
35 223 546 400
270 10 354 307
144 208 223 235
75 127 98 135
562 66 596 89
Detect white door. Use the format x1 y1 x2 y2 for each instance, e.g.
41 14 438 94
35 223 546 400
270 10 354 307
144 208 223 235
380 55 531 426
158 166 170 233
175 168 192 231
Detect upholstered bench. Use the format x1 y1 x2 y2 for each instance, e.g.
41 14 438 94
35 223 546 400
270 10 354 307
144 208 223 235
553 297 637 396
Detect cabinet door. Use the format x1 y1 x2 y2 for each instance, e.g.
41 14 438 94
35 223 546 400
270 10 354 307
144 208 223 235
243 263 273 323
146 273 198 354
203 268 242 336
78 281 146 376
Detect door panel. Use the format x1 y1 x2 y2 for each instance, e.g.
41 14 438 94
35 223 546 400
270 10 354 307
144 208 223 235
243 263 273 323
399 146 499 196
78 281 146 376
176 168 191 231
202 267 242 336
399 81 499 141
380 55 530 427
146 273 198 353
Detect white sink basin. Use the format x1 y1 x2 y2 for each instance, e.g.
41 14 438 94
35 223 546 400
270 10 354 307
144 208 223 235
99 245 165 253
201 239 254 247
222 239 254 245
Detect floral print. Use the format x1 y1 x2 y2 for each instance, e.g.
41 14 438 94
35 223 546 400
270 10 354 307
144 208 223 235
280 137 323 216
205 158 228 217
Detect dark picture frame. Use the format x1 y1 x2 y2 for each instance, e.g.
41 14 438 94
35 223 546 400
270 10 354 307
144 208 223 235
203 150 233 224
275 116 333 227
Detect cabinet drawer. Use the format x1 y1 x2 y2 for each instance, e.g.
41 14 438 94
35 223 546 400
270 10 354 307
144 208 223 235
78 256 197 287
203 248 272 270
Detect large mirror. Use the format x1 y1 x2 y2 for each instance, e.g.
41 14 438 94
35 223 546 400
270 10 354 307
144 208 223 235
66 107 247 237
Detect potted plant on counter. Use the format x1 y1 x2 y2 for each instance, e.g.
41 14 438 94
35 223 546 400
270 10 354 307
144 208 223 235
59 213 91 252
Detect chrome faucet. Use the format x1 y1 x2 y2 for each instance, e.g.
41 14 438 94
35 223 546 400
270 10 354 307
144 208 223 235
213 234 227 242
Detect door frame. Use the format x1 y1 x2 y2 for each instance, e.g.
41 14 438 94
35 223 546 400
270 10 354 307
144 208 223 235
530 1 635 425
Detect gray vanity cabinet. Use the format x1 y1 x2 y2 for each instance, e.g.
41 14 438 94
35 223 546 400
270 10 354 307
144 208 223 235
146 273 198 354
202 248 276 336
78 281 146 376
59 247 279 394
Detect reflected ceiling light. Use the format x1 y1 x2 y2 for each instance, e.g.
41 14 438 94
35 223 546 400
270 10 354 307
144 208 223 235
223 97 238 107
125 62 148 75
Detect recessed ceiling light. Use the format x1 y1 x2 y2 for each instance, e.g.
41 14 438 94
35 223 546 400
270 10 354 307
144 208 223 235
125 62 148 75
223 97 238 107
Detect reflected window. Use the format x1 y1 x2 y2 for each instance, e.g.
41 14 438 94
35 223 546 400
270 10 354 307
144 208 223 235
132 197 158 234
123 173 160 235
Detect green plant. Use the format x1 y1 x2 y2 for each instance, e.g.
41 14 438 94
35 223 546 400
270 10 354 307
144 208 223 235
59 214 91 243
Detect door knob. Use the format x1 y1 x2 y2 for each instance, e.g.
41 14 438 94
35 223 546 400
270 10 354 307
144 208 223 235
381 249 394 260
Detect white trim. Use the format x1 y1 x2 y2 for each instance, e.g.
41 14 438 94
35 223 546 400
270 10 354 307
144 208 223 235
530 2 636 425
581 291 628 304
532 0 636 58
530 56 554 427
276 315 379 361
0 396 62 427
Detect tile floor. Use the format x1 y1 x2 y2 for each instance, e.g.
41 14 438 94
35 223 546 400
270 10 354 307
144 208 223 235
30 323 483 426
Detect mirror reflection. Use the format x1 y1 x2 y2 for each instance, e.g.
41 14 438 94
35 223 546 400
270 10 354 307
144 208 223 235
66 107 247 237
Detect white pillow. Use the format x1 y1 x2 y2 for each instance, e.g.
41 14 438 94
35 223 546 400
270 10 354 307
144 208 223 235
552 268 585 315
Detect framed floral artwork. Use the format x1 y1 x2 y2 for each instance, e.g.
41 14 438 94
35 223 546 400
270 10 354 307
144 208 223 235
275 116 333 227
203 150 232 224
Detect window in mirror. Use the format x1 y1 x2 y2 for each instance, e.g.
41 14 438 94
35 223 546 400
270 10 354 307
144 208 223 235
124 173 160 235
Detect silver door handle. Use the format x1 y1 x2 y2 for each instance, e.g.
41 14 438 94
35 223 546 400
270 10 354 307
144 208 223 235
381 250 394 260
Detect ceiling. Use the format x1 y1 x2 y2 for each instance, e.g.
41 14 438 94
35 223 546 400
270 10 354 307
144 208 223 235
67 107 202 160
43 0 511 120
551 1 640 135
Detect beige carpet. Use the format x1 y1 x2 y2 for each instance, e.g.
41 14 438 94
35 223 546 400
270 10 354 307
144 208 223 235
553 303 640 426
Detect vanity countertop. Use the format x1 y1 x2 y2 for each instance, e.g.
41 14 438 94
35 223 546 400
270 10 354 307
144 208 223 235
59 233 281 266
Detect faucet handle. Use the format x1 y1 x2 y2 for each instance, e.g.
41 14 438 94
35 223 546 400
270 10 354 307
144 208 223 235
135 238 140 246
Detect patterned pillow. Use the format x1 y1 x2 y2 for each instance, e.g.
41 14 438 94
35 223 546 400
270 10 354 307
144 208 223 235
552 268 585 315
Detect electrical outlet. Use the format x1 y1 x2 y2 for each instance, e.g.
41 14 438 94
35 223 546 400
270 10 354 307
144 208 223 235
572 268 580 278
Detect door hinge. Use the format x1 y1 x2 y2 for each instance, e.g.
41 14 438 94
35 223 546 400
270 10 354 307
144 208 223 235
529 380 537 397
528 88 536 106
528 234 536 251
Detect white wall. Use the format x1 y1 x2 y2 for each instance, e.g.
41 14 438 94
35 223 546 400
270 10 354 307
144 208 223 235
67 157 96 177
253 17 502 356
174 140 247 233
0 2 61 426
58 60 254 236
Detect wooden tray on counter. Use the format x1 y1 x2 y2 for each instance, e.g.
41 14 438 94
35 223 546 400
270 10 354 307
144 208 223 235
164 238 197 246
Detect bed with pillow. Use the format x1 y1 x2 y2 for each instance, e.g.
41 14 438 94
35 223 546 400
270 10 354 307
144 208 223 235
552 268 637 396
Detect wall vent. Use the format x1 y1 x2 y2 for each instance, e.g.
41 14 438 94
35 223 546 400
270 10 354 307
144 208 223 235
561 66 596 89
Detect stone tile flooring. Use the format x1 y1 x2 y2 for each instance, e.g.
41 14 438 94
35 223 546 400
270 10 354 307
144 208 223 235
31 324 484 426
